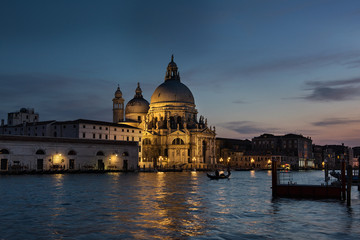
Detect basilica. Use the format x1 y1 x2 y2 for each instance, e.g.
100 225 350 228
113 56 216 169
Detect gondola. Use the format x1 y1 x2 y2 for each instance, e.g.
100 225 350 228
207 171 231 180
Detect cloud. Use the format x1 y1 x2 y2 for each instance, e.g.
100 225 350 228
240 50 360 75
312 118 360 127
303 77 360 101
220 121 279 135
0 73 114 122
232 99 247 104
183 50 360 87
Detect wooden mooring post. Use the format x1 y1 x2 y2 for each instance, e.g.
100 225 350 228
341 160 346 201
347 165 352 206
272 160 277 198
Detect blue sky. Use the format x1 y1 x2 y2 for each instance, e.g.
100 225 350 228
1 0 360 146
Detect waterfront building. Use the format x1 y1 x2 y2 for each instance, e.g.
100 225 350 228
0 119 142 164
251 133 314 169
322 144 353 169
139 56 216 169
0 135 138 172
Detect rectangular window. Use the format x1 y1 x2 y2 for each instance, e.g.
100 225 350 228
83 133 86 138
93 126 95 129
93 133 95 139
127 129 129 132
114 128 117 131
127 136 129 141
83 125 86 128
132 137 134 141
132 130 134 133
106 127 108 130
99 126 102 130
122 129 124 132
99 134 102 139
139 131 141 133
114 135 117 140
105 135 108 140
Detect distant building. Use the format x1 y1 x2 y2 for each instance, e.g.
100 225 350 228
5 108 39 126
323 144 353 169
251 133 314 169
215 137 251 166
312 144 325 169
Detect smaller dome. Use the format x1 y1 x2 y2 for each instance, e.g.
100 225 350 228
125 98 150 114
125 83 150 114
115 85 122 98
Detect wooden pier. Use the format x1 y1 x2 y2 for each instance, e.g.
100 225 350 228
272 161 342 200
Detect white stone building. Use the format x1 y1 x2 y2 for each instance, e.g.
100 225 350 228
0 135 138 172
139 56 216 169
6 108 39 126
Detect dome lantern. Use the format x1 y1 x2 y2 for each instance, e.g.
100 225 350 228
165 55 180 82
151 55 195 105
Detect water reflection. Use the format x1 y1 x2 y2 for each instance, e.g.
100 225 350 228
1 171 360 239
131 172 208 238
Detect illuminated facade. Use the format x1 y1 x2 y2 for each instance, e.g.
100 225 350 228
140 56 216 168
0 135 138 172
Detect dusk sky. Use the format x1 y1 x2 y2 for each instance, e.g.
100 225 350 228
1 0 360 146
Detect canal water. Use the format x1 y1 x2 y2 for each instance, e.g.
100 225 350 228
0 171 359 240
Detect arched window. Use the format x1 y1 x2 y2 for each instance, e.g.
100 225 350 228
35 149 45 155
0 149 9 154
96 151 104 156
177 116 182 125
172 138 184 145
143 138 151 145
68 150 77 155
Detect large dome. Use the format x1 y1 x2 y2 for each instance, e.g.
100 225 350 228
150 80 194 104
150 55 195 105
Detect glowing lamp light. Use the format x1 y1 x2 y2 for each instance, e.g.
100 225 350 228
251 158 255 163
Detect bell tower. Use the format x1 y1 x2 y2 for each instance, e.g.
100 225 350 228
113 85 124 123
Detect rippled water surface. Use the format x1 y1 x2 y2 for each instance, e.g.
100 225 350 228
1 171 359 239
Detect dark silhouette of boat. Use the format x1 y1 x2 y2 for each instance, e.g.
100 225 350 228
207 170 231 180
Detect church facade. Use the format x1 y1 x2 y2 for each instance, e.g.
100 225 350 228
114 56 216 169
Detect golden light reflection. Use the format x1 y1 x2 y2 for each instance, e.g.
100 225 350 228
250 170 255 178
111 172 209 238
